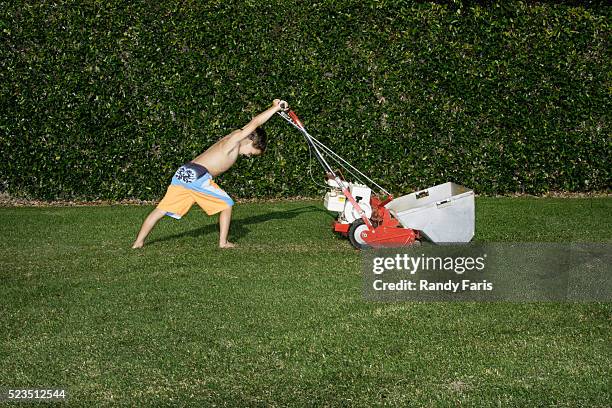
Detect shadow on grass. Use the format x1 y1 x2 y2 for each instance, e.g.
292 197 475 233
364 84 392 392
148 205 333 245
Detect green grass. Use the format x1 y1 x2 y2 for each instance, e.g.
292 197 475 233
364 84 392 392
1 197 610 407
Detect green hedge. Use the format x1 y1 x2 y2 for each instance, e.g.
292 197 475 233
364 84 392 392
1 1 610 199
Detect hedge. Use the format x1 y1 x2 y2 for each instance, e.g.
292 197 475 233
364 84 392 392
1 0 610 200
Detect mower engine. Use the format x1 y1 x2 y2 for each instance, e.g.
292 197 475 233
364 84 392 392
323 179 372 224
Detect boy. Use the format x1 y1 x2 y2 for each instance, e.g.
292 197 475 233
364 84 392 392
132 99 287 249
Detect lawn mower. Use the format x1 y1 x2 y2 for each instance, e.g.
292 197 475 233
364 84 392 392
277 106 475 249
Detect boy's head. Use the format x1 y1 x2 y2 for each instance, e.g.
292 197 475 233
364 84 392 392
240 127 267 156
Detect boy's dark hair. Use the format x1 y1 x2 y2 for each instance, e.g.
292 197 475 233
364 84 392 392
248 127 267 152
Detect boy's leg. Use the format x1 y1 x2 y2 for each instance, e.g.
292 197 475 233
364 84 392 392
132 208 166 248
218 206 234 248
191 178 235 248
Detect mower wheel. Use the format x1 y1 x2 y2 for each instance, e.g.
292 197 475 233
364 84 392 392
348 219 371 250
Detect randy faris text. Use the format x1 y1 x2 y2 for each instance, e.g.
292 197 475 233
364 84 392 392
373 279 493 292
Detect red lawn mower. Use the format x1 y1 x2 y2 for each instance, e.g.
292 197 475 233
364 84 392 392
277 107 475 249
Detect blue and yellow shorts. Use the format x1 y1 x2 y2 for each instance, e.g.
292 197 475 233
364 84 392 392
157 162 234 219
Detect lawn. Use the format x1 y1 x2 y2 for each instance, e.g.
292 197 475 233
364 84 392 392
0 197 610 406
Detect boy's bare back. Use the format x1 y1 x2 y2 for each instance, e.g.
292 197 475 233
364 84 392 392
191 133 242 176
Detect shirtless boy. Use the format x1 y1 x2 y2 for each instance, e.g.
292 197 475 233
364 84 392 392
132 99 287 249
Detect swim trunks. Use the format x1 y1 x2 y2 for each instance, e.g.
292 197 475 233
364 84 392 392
156 162 234 219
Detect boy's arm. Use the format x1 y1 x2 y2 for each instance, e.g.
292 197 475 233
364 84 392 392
224 100 285 149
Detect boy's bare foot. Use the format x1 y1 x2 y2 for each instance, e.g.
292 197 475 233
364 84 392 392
132 241 144 249
219 241 236 249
